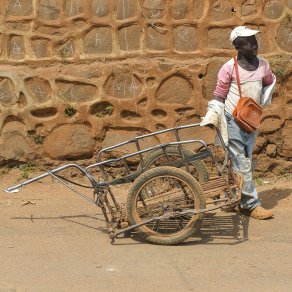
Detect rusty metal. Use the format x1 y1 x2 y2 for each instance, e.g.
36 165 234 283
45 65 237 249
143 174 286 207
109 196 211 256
4 123 241 244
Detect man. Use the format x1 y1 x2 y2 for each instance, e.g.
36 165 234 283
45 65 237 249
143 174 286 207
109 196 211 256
203 26 276 219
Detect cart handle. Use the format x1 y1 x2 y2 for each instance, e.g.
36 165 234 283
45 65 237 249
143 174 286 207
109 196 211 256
4 163 101 193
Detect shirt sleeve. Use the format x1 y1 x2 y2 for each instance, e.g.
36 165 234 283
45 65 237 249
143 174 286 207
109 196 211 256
262 61 274 86
213 63 232 99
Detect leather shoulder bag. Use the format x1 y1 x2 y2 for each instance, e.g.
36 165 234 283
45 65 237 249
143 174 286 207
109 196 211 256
232 57 263 133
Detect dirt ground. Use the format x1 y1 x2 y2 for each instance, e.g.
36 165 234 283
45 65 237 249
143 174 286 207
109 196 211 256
0 168 292 292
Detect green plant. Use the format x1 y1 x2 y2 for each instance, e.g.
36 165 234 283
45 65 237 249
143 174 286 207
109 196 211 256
96 105 114 117
65 105 77 117
280 168 292 179
34 134 44 144
105 105 114 115
19 162 37 180
255 176 263 186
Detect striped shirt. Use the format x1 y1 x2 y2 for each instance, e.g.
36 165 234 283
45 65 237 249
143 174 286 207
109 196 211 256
214 57 274 114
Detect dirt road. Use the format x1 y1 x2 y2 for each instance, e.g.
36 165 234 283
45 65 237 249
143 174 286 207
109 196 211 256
0 170 291 292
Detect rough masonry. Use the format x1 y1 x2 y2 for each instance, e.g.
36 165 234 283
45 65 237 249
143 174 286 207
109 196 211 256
0 0 291 175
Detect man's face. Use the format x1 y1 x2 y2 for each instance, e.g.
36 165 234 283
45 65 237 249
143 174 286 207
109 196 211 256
235 35 258 58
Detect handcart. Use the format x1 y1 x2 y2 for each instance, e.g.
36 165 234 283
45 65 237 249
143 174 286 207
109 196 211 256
4 124 242 245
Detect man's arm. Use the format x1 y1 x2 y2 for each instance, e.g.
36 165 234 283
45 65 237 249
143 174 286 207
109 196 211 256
213 63 231 103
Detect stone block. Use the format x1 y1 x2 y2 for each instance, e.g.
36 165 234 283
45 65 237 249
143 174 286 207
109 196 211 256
277 17 292 53
0 132 33 162
57 40 75 58
9 36 25 60
64 0 85 17
173 26 198 52
263 0 284 19
0 77 18 106
38 0 60 20
266 144 277 157
261 117 282 133
208 28 233 49
116 0 137 19
44 124 96 160
104 72 142 98
56 80 97 102
242 0 258 16
0 121 33 162
143 0 165 19
118 24 141 51
193 0 204 19
24 78 52 103
7 0 33 16
155 75 192 104
146 26 169 51
91 0 110 17
210 0 233 21
172 0 188 19
84 27 112 54
32 38 50 58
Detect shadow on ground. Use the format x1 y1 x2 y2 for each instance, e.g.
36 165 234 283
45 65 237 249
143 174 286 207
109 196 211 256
10 186 291 245
259 187 291 209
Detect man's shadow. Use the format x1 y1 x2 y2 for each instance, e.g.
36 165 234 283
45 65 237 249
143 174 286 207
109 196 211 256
259 187 291 209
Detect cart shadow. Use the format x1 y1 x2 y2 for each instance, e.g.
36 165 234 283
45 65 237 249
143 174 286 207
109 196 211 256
118 211 250 246
186 212 250 245
11 187 290 245
181 186 291 246
11 214 109 234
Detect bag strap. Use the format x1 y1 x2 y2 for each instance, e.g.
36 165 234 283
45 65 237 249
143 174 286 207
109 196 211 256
233 57 243 100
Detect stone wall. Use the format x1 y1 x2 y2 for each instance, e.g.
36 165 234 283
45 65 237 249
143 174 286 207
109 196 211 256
0 0 291 174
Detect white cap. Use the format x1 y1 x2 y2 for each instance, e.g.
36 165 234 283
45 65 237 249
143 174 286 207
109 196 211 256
230 26 260 43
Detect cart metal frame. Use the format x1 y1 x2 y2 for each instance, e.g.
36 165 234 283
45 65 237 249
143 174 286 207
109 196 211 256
4 123 241 243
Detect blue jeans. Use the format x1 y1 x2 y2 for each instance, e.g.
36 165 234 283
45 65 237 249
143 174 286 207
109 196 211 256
225 113 261 211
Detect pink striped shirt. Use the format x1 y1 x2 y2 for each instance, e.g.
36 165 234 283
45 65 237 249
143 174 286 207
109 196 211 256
214 57 274 114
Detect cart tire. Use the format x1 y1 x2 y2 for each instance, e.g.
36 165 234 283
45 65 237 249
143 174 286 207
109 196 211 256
127 166 206 245
140 147 209 183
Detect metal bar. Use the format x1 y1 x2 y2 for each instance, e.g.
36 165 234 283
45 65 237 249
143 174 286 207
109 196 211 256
134 139 144 169
102 151 211 186
111 200 237 239
47 171 96 205
98 123 202 154
4 164 101 193
106 186 120 209
87 139 210 171
173 128 191 173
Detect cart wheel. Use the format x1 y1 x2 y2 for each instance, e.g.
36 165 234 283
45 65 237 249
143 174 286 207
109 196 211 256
127 166 206 245
139 147 209 183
